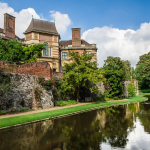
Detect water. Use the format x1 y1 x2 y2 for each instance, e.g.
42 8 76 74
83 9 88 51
0 98 150 150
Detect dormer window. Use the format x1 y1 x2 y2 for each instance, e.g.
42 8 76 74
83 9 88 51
43 42 48 56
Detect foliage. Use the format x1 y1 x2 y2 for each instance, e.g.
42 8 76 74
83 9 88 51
19 108 30 112
61 51 105 102
0 110 6 115
126 81 136 97
93 95 105 102
103 56 126 100
0 71 12 96
34 87 42 102
55 100 77 106
0 38 44 63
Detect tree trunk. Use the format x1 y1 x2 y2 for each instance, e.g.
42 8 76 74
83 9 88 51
77 84 79 103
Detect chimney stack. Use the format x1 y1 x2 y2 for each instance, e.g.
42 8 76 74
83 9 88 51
4 13 15 39
72 28 81 47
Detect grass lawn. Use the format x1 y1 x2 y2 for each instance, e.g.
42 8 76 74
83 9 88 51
0 95 148 128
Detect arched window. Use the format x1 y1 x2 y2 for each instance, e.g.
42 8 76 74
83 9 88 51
43 42 48 56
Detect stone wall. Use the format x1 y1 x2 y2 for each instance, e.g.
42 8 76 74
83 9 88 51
0 73 54 111
0 61 52 79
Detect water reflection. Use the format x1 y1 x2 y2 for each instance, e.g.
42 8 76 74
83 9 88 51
0 100 150 150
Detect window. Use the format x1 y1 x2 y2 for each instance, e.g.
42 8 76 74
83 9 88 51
86 51 92 55
62 52 68 60
43 43 48 56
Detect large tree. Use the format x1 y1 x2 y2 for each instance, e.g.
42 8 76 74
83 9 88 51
103 56 125 100
0 38 44 63
61 51 105 102
135 52 150 89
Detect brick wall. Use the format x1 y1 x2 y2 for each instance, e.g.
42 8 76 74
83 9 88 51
26 33 32 41
0 61 52 79
34 33 38 39
72 28 81 47
39 33 53 42
4 13 15 39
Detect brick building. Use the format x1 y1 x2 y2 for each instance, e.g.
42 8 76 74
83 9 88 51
24 18 60 72
59 28 97 71
0 13 24 43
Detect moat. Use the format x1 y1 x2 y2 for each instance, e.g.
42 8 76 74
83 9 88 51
0 97 150 150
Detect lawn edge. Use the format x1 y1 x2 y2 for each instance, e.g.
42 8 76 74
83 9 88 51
0 97 148 131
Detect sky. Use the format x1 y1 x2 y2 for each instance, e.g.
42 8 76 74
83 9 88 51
1 0 150 68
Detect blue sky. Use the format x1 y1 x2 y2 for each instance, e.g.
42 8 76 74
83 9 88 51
1 0 150 67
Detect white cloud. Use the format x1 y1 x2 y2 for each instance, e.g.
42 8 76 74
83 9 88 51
0 2 40 38
50 10 72 35
82 23 150 67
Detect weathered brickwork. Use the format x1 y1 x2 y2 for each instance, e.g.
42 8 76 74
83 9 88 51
0 61 52 79
4 13 15 39
34 33 38 39
39 33 53 42
25 33 32 41
72 28 81 47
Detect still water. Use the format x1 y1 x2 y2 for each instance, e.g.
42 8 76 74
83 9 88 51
0 99 150 150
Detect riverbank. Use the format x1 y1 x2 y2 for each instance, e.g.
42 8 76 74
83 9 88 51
0 95 148 129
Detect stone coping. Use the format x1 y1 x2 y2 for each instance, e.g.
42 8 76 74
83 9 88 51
0 99 148 131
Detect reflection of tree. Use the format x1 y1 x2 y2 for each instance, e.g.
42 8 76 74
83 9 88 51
138 100 150 134
62 121 103 150
101 106 134 148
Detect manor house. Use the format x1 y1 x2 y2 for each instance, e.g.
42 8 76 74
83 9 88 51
0 13 98 72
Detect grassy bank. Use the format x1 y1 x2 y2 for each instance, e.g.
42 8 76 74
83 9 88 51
0 95 148 128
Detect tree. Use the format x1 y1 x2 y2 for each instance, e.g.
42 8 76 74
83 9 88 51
103 56 125 100
0 38 44 63
135 52 150 89
61 51 105 102
126 81 136 97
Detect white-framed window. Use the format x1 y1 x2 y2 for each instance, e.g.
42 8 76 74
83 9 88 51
86 51 92 55
62 52 68 60
43 42 48 56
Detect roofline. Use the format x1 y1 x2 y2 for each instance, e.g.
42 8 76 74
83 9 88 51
23 30 60 36
71 28 81 30
4 13 16 18
33 18 55 24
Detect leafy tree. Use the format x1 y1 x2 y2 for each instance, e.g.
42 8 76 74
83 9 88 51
126 81 136 97
103 56 125 100
61 51 105 102
122 60 131 80
135 51 150 89
0 38 44 63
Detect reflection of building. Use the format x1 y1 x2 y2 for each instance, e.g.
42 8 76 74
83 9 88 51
24 18 60 72
59 28 97 72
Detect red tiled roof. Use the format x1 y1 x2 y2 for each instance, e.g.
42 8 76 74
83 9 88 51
59 39 89 46
24 18 59 35
0 28 4 33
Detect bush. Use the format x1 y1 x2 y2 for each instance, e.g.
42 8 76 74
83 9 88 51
0 110 6 115
55 100 77 106
93 95 105 102
19 108 30 112
126 81 136 97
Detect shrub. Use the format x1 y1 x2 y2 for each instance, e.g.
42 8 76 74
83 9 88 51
126 81 136 97
19 108 30 112
93 95 105 102
0 110 6 115
55 100 77 106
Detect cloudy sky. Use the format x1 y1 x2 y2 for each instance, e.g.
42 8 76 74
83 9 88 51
1 0 150 67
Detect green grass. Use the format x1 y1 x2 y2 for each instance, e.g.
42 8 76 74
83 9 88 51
0 95 148 128
55 100 77 106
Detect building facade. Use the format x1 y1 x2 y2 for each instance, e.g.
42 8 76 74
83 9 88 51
24 18 60 72
59 28 97 71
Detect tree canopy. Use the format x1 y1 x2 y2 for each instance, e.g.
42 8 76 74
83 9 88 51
135 52 150 89
0 38 44 63
103 56 125 100
61 51 105 102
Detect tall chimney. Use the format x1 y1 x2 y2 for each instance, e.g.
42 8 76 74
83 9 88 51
4 13 15 39
72 28 81 47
